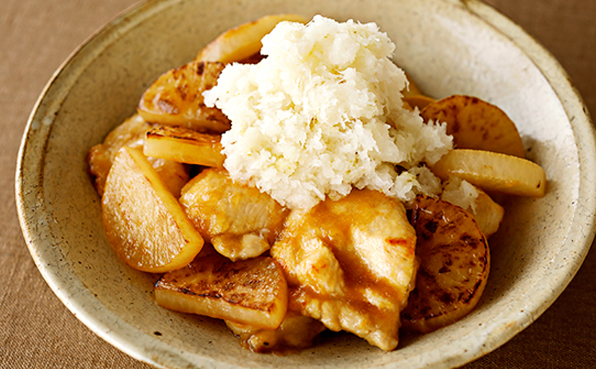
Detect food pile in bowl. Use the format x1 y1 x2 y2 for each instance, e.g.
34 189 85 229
86 14 546 353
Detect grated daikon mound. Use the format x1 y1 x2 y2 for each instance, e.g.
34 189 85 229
204 15 452 209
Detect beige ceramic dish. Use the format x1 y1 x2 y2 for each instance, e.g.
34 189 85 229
15 0 596 368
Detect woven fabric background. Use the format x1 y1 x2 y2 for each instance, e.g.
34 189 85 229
1 0 594 367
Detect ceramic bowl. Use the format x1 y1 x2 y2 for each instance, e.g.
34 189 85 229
15 0 596 368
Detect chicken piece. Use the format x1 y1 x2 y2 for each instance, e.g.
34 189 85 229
87 114 189 197
225 297 326 353
179 168 289 261
270 189 417 351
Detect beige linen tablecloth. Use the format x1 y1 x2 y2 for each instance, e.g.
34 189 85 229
1 0 595 367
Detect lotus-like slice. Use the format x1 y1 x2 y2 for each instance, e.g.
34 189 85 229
180 168 288 261
102 146 203 273
195 14 307 64
431 149 546 197
421 95 525 157
144 126 225 167
402 195 490 333
87 114 188 197
271 189 417 351
155 255 288 330
138 61 231 133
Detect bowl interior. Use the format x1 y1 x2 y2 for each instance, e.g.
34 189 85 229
16 0 595 368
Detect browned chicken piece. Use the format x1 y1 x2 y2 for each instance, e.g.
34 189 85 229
401 195 490 333
87 114 189 197
137 61 231 133
155 254 288 330
179 168 289 261
270 189 418 351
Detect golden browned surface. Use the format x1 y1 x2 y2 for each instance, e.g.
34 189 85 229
195 14 307 63
421 95 525 157
144 126 225 167
270 189 417 351
138 61 231 133
102 147 203 273
431 149 547 197
402 195 490 333
86 114 189 197
155 255 288 329
180 168 289 261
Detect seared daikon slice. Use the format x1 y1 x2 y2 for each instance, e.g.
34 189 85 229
144 126 225 167
402 195 490 333
102 147 203 273
138 61 231 133
195 14 307 64
421 95 525 157
155 255 288 330
431 149 546 197
441 178 504 238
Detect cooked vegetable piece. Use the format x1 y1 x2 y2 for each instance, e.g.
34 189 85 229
431 149 546 197
144 126 225 167
441 178 504 238
146 157 189 198
402 195 490 333
138 61 231 133
155 255 288 330
402 95 436 111
180 168 288 261
87 114 188 197
102 147 203 273
468 188 504 238
421 95 525 157
195 14 307 63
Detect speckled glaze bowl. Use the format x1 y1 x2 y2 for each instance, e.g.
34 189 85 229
15 0 596 368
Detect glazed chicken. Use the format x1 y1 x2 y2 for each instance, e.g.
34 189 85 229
270 189 418 351
179 168 289 261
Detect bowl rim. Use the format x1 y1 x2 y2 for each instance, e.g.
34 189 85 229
15 0 596 368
